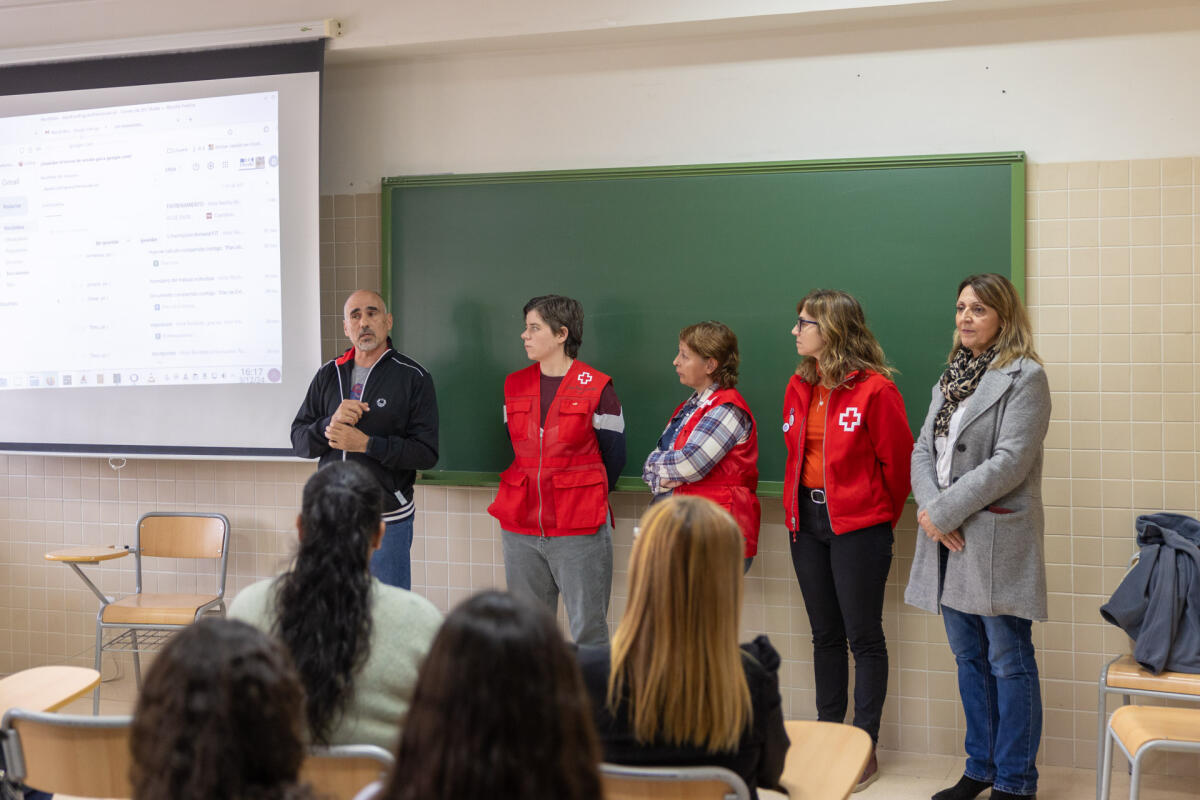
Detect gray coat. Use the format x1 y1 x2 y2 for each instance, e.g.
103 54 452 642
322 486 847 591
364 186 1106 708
903 356 1051 620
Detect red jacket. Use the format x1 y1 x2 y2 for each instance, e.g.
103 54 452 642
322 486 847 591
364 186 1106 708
782 370 912 534
669 388 762 557
488 360 611 536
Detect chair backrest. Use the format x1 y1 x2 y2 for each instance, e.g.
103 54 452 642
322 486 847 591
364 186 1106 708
600 763 749 800
134 512 230 594
778 720 873 800
138 512 228 558
301 744 394 800
1 709 132 798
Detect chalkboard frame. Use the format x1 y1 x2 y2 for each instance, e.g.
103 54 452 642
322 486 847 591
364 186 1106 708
381 151 1025 495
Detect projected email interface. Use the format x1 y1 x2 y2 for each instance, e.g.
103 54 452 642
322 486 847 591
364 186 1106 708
0 91 282 390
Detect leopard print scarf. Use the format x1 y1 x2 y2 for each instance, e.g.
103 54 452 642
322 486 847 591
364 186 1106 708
933 345 997 437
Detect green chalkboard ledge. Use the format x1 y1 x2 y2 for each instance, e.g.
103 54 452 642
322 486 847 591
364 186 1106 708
418 471 786 498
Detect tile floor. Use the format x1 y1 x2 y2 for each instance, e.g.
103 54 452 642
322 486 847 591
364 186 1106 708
49 663 1200 800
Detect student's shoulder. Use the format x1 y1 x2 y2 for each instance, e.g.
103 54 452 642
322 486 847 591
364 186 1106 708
575 644 612 685
228 576 280 621
739 634 782 676
373 581 444 630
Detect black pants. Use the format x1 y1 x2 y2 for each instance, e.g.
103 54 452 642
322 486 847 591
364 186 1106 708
789 489 893 743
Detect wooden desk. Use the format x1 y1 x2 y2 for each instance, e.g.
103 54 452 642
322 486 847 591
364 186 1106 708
0 666 101 716
45 546 130 605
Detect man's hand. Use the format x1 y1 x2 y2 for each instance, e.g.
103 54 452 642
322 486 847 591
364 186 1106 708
331 399 370 426
918 509 965 552
325 421 370 453
660 479 682 490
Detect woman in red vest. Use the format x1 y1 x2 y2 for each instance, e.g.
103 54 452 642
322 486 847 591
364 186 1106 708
487 295 626 646
782 289 912 790
643 321 760 571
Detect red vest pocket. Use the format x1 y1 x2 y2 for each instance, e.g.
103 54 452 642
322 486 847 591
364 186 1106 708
488 466 531 527
505 397 535 441
553 400 593 444
549 469 608 530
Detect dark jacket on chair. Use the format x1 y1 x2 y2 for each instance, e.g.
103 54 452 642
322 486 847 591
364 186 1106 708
1100 513 1200 674
577 635 789 799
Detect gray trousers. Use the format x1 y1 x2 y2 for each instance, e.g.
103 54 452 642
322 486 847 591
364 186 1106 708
501 521 613 646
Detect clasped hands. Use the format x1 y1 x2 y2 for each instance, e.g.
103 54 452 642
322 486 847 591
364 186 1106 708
325 399 370 453
917 509 965 552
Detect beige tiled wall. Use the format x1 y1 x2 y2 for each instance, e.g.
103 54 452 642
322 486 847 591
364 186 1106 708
2 163 1197 773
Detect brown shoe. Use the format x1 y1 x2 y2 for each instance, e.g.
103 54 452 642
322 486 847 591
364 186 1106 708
853 750 879 793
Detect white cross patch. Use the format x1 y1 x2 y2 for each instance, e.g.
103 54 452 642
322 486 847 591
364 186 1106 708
839 407 863 432
577 371 593 385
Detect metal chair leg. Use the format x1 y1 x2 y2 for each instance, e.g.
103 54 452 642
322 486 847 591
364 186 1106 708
1129 749 1143 800
1099 724 1115 800
93 617 104 715
1097 675 1109 800
131 630 142 689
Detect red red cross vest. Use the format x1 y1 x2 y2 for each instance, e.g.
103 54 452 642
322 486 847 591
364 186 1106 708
487 360 612 537
668 387 761 557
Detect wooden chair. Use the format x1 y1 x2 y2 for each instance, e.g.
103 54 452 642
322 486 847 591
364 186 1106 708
600 720 871 800
601 763 749 800
301 744 394 800
777 720 873 800
1095 554 1200 799
1099 705 1200 800
93 511 230 713
0 709 132 799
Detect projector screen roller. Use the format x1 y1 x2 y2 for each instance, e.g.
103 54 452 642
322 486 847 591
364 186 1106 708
0 69 320 457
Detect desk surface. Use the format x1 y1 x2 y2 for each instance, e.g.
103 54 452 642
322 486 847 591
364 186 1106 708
44 545 130 563
0 666 101 716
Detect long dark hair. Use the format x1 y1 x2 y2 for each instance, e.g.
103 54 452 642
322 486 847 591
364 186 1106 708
275 460 381 744
130 618 313 800
381 591 602 800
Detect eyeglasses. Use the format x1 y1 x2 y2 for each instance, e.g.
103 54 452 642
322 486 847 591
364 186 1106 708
796 316 820 331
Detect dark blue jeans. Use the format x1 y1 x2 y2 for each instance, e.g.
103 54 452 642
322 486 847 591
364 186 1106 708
941 605 1042 796
370 515 414 589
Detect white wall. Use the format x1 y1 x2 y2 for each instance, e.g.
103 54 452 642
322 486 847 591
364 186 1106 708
320 3 1200 190
0 0 1111 54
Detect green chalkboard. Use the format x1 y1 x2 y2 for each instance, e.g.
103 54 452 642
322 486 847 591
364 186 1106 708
382 152 1025 495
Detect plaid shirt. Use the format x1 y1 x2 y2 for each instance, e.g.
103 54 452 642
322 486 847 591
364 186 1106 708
642 385 752 495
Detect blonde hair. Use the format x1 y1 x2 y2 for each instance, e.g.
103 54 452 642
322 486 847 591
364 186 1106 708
607 496 750 752
950 273 1042 368
679 321 740 389
795 289 895 387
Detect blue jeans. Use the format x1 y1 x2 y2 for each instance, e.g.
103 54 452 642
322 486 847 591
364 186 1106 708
941 605 1042 796
370 515 414 589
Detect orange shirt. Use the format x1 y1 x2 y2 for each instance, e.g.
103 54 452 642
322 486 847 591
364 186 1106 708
800 384 832 488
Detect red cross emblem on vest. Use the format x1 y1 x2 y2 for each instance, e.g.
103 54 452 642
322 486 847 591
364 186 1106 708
839 407 862 432
577 371 593 385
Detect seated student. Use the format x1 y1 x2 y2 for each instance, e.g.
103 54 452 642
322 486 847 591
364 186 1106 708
577 495 789 799
130 617 315 800
230 461 442 749
371 591 603 800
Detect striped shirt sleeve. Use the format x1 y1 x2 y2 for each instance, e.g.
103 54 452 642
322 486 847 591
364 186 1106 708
594 383 626 491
